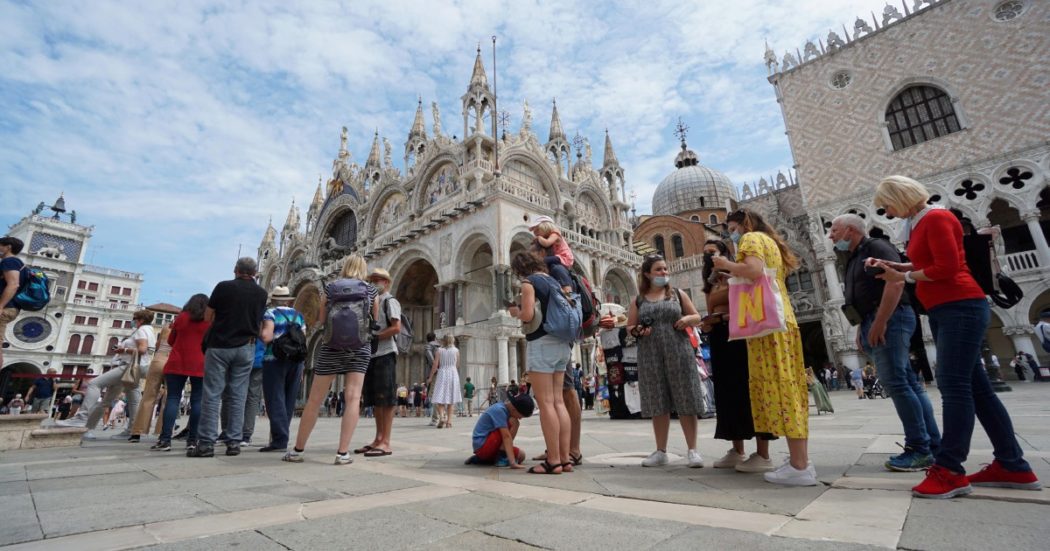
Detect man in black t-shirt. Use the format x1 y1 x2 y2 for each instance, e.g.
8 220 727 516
189 257 268 458
831 214 940 472
0 236 25 368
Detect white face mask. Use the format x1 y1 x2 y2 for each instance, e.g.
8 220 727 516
652 276 670 288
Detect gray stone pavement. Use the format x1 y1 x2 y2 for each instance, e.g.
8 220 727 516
2 384 1049 550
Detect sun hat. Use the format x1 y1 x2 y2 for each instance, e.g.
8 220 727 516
368 267 392 282
269 286 294 301
528 215 554 230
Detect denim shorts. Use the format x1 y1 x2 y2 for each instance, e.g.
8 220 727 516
526 334 572 374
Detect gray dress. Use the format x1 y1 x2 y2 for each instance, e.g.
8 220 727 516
637 290 704 417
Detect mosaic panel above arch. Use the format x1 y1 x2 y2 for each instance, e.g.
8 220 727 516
422 164 461 207
374 193 407 234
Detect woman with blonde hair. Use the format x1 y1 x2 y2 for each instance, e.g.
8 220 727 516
712 209 814 486
284 254 379 465
427 334 462 428
869 175 1039 498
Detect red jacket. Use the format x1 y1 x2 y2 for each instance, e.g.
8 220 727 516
906 209 986 310
163 311 210 377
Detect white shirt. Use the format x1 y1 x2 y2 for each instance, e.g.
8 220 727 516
120 324 157 367
373 293 401 358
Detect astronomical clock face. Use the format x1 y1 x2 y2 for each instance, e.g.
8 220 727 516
12 316 53 345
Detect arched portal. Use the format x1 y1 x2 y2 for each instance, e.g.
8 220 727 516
988 198 1028 254
0 362 43 400
394 259 439 385
603 268 634 308
461 241 495 324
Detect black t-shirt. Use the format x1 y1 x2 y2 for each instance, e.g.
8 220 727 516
206 278 268 349
0 256 23 298
844 238 910 317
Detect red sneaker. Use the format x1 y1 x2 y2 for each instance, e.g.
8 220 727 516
967 461 1042 490
912 465 972 499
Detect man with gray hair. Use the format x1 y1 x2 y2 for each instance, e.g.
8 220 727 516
829 215 940 472
188 257 268 458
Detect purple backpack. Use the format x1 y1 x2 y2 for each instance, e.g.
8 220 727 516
323 279 372 350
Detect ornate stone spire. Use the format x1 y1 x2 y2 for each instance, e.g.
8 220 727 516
469 44 489 91
284 200 300 231
549 99 565 142
365 130 381 168
311 177 324 209
262 217 276 245
602 129 619 167
409 97 427 140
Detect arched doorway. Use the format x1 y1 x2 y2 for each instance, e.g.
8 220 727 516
799 322 829 371
0 362 42 401
603 268 634 308
394 259 439 385
460 239 495 324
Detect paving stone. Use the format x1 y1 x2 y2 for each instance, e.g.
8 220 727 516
38 494 221 538
900 499 1050 551
0 479 30 496
400 491 549 528
0 466 26 483
0 494 43 545
195 484 338 512
660 526 885 550
29 470 158 492
259 506 466 550
484 504 691 550
429 529 542 550
137 529 287 550
26 459 143 480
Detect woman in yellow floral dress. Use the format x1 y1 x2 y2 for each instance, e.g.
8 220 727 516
712 209 815 486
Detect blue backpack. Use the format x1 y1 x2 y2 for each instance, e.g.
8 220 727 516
323 279 373 350
537 275 582 343
13 265 51 311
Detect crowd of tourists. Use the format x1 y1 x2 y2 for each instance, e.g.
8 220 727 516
1 173 1045 499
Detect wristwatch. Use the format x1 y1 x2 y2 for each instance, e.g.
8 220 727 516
903 271 916 284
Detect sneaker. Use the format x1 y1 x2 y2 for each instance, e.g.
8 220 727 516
763 460 818 486
225 444 241 456
912 464 972 499
334 452 353 465
735 453 774 473
687 449 704 468
464 455 479 465
283 450 304 463
495 456 510 467
56 416 87 428
150 440 171 452
641 450 669 467
967 461 1041 490
713 448 746 469
81 430 98 441
186 446 215 458
240 441 251 448
885 450 934 472
127 434 140 443
110 429 131 440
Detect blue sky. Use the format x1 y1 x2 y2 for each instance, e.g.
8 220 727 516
0 0 892 305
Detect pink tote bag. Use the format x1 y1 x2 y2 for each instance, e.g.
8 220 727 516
727 268 787 341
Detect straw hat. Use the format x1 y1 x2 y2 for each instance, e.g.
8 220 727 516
269 286 294 301
367 267 392 282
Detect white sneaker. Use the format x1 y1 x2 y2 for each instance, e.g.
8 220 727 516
735 453 774 473
641 450 669 467
81 430 98 440
56 416 87 428
713 448 746 469
282 450 304 463
763 460 818 486
687 449 704 468
334 452 353 465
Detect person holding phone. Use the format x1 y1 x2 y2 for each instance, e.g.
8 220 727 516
830 214 940 472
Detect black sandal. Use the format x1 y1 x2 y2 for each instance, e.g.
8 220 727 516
560 462 574 473
527 461 562 474
569 452 583 466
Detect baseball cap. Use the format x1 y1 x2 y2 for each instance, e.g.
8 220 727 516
510 394 535 417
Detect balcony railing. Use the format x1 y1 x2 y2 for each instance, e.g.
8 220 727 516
71 298 143 311
563 229 641 267
1001 250 1044 276
83 264 143 280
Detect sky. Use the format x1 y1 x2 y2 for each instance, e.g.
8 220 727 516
0 0 896 305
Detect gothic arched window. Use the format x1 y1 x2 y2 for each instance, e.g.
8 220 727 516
80 335 94 355
653 235 666 257
885 85 961 151
67 334 81 354
672 235 685 259
328 210 358 248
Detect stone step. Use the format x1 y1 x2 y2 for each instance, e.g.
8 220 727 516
26 427 88 449
0 413 49 431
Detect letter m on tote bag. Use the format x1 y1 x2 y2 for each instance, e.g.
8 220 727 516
727 268 787 341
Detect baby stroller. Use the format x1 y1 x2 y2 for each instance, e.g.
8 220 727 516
864 377 888 399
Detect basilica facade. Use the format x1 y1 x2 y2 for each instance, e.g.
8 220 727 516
257 50 639 388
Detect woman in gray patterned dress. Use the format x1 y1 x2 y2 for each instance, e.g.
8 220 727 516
626 254 705 468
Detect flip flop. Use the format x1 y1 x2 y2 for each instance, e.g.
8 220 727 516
363 448 393 457
353 445 374 454
570 452 583 466
527 461 562 474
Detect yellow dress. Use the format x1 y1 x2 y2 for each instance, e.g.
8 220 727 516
736 232 809 439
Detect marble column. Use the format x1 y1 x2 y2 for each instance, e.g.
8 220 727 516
497 335 509 386
1023 212 1050 268
822 257 844 301
1005 326 1040 359
508 338 519 381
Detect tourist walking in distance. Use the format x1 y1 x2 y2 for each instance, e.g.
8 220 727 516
188 257 267 458
463 377 475 417
870 175 1040 498
259 286 306 452
427 334 462 428
830 213 941 472
628 253 705 469
712 209 815 486
153 294 209 452
286 255 377 465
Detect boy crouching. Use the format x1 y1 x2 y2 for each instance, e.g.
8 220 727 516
466 394 534 468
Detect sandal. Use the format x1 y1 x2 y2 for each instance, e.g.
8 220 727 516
560 462 574 473
569 452 583 466
353 445 374 454
527 461 562 475
532 450 548 461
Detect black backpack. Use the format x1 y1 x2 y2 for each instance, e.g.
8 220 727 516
273 312 308 362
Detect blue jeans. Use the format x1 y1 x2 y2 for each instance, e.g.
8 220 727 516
262 358 303 449
927 299 1030 474
197 343 255 448
861 306 940 455
160 374 202 442
220 368 263 443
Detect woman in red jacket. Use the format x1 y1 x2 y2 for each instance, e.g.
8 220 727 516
151 294 210 452
870 175 1039 498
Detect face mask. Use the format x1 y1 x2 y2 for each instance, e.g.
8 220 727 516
834 239 851 252
729 231 741 244
652 276 670 288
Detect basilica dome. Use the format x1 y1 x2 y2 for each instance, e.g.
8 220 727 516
651 143 737 216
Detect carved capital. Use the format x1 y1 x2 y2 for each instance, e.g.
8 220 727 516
1002 325 1035 337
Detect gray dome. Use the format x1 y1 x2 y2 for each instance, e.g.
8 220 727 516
651 144 737 216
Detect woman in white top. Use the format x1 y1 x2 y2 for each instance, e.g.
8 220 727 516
427 334 462 429
57 310 156 440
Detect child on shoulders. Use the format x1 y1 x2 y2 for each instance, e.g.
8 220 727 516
465 394 534 468
529 215 575 294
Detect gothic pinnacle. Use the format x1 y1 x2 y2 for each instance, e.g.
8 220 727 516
410 97 427 139
366 130 381 167
603 129 618 166
549 99 565 142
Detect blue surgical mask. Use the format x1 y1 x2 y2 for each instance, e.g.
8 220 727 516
834 239 851 252
652 276 670 287
729 231 741 244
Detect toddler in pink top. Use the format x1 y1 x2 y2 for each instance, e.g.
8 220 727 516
529 215 575 294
